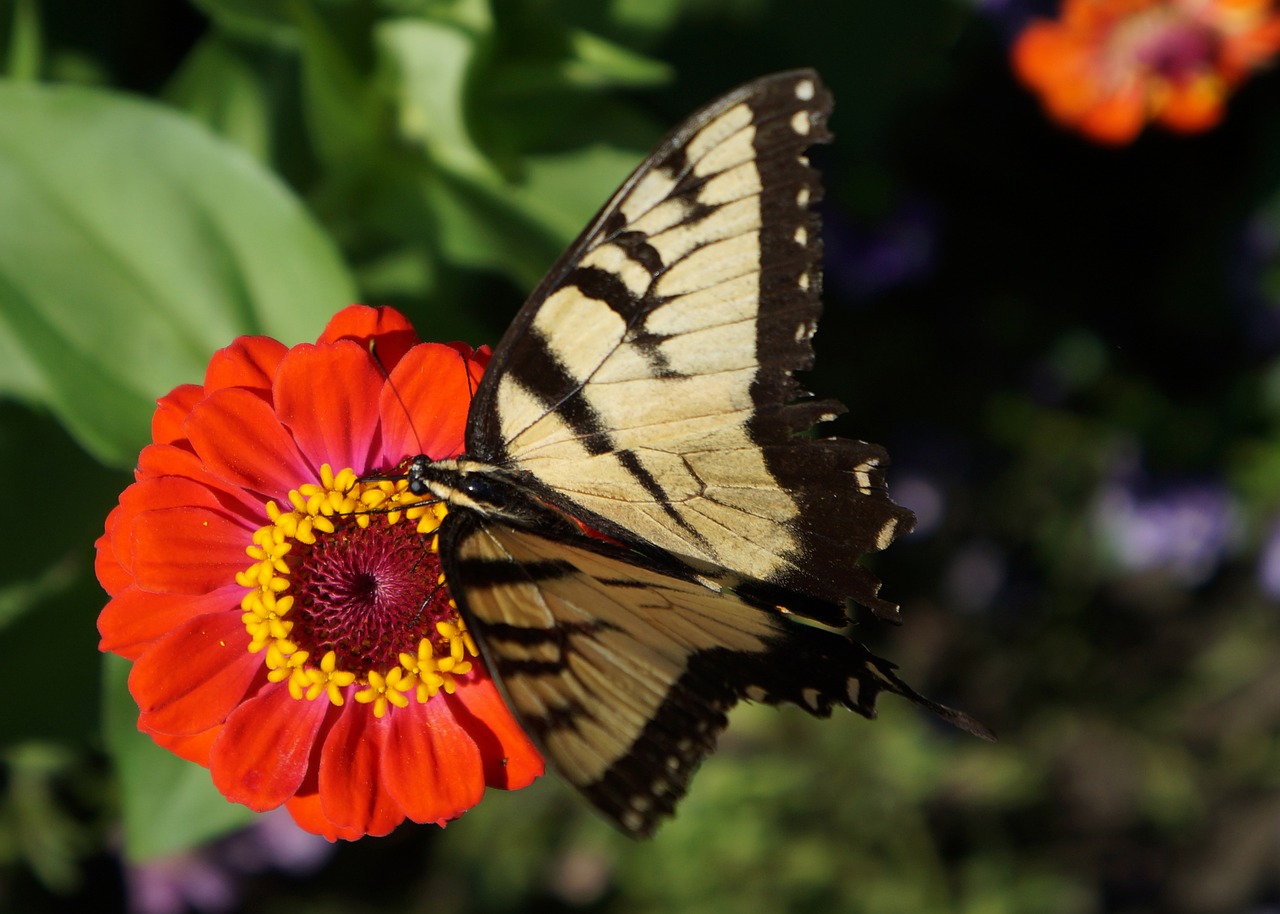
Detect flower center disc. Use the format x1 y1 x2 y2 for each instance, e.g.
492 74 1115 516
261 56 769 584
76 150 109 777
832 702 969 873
236 464 478 717
289 518 450 672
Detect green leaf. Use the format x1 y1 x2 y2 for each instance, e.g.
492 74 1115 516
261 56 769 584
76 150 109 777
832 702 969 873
4 0 41 81
164 35 274 162
419 139 642 290
0 402 132 747
505 143 642 246
606 0 687 36
102 654 257 861
378 17 489 178
0 82 356 467
188 0 300 46
561 29 671 88
294 2 384 171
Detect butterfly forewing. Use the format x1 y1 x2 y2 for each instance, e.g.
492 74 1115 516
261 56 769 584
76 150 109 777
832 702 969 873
441 514 990 837
464 69 913 622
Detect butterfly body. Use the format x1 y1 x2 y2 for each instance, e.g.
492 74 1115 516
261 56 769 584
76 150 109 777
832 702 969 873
401 70 991 837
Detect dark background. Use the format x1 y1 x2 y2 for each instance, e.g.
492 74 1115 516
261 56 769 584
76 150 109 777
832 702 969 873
4 1 1280 912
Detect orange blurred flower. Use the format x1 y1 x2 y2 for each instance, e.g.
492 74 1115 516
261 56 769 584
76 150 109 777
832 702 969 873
1012 0 1280 143
96 305 543 840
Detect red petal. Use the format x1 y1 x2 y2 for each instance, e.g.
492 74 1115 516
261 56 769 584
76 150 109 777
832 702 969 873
99 583 244 660
273 341 384 474
448 676 544 789
113 474 234 569
211 684 330 811
185 387 315 501
318 305 420 373
120 473 246 518
379 343 482 463
205 336 288 394
109 473 257 593
135 444 265 519
136 443 203 480
135 440 267 512
317 707 404 837
381 698 485 825
131 505 253 595
151 725 219 767
152 384 204 446
285 793 369 842
131 612 261 735
1078 86 1147 145
95 507 131 596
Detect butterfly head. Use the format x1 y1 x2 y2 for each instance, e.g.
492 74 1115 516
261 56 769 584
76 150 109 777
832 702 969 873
406 455 514 515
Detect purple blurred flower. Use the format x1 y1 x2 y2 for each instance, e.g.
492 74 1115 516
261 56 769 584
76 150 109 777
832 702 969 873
893 472 947 537
125 810 333 914
967 0 1059 40
944 539 1008 613
1256 520 1280 599
1091 467 1241 586
824 198 938 303
127 853 237 914
1230 212 1280 351
219 808 333 876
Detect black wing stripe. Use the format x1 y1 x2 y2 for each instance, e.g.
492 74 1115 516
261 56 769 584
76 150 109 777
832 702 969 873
563 266 640 320
505 334 616 456
450 557 576 584
482 619 609 646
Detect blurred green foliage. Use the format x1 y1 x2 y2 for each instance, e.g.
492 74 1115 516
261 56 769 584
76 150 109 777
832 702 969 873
4 0 1280 912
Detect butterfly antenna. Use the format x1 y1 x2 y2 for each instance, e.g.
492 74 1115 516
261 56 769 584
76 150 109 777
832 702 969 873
462 346 477 403
368 340 426 458
405 544 450 627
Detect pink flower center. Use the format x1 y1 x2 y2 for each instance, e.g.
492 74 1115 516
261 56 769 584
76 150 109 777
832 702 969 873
1110 9 1221 83
1135 18 1219 79
289 519 452 674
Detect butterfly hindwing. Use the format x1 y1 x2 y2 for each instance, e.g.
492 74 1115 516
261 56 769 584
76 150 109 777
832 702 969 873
464 70 913 622
440 513 991 837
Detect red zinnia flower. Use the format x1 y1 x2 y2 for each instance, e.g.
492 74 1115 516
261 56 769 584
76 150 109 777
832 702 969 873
96 305 544 840
1012 0 1280 144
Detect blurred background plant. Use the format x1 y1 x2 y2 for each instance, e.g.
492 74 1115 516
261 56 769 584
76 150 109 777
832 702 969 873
5 0 1280 911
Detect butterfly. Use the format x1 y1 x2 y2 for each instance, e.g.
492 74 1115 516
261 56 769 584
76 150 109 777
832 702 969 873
398 69 991 837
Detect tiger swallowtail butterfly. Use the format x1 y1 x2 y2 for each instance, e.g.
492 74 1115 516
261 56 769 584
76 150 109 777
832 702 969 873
395 69 992 838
